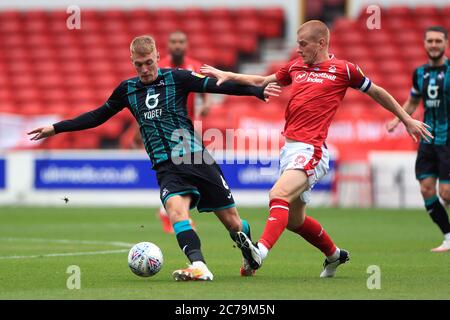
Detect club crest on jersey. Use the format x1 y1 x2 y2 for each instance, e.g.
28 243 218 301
191 71 206 78
145 93 160 110
294 71 308 83
328 65 337 73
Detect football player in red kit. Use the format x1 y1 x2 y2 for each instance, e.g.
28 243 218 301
201 20 433 277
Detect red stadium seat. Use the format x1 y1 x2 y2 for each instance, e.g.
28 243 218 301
216 51 238 68
153 8 178 20
128 9 152 20
190 47 219 66
235 18 260 36
206 8 232 20
208 19 234 33
385 6 411 19
182 7 205 20
0 7 286 150
332 17 356 32
234 7 259 20
259 7 285 38
0 20 22 34
342 45 371 61
181 18 207 34
415 18 444 33
371 45 398 60
237 34 258 54
413 6 441 19
333 31 364 46
210 32 239 51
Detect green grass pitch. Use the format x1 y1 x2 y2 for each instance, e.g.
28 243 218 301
0 206 449 299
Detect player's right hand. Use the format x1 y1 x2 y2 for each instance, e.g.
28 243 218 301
199 64 229 86
404 119 433 143
263 82 282 102
386 118 401 132
28 126 56 141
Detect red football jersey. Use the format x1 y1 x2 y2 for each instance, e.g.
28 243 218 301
275 55 371 147
159 56 202 119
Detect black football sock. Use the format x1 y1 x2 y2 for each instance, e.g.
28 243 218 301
174 220 205 263
425 196 450 234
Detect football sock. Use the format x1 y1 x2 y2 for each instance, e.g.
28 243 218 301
425 196 450 235
326 248 341 262
293 215 337 257
259 199 290 250
445 233 450 241
173 220 205 264
257 242 269 260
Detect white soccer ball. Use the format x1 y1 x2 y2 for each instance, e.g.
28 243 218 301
128 242 163 277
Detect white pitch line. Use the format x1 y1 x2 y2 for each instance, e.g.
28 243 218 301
0 237 133 248
0 249 129 260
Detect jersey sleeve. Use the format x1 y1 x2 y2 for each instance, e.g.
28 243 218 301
410 69 421 98
104 81 128 112
175 69 209 92
175 69 266 100
347 62 371 92
275 61 293 86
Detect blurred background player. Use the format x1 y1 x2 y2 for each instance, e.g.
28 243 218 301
133 31 211 234
387 26 450 252
202 20 433 277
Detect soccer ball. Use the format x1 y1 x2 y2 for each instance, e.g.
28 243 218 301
128 242 163 277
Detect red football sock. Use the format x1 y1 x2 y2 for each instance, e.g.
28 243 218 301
259 199 290 250
294 215 336 257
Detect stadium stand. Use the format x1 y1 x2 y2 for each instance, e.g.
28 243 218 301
0 7 285 149
2 6 450 150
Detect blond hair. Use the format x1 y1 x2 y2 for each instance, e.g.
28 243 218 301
130 35 157 55
298 20 330 46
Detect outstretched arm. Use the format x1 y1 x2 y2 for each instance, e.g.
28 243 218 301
200 64 278 87
386 96 421 132
28 105 117 140
365 84 432 142
201 77 281 102
181 70 281 102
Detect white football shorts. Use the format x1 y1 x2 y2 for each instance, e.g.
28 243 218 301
279 139 329 203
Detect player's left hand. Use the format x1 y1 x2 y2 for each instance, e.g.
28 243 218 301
28 125 56 140
404 119 433 143
200 64 229 85
263 82 282 102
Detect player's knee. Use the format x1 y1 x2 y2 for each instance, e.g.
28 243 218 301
269 187 290 202
165 205 189 223
420 185 436 199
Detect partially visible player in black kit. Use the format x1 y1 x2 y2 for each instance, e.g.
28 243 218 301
28 35 281 280
387 26 450 252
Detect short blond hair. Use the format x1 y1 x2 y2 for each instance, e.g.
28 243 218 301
298 20 330 45
130 35 157 55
